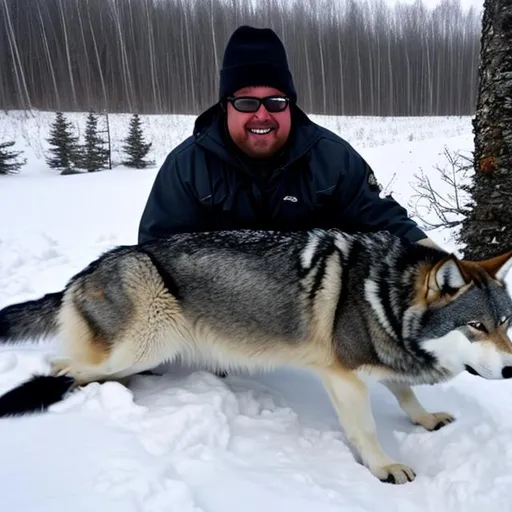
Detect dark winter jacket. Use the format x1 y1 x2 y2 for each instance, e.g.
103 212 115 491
138 104 426 244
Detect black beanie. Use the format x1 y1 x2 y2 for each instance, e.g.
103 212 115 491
219 25 297 103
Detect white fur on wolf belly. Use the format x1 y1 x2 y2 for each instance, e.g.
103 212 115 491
422 330 512 379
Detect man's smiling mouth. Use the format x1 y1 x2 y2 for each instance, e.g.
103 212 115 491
248 128 273 135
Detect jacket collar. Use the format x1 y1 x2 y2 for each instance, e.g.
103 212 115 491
193 103 322 172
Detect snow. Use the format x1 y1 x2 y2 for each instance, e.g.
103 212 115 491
1 109 512 511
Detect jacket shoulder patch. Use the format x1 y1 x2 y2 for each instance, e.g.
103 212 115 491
367 171 382 190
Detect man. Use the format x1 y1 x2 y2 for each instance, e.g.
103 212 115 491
138 25 436 249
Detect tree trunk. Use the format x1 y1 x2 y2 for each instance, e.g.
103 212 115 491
460 0 512 260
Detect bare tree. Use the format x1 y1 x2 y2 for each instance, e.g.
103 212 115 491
58 0 78 109
1 0 32 109
410 148 472 230
37 1 60 110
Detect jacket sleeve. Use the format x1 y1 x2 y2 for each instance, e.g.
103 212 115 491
334 143 427 243
137 153 205 244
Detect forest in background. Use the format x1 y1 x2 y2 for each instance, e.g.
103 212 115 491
0 0 481 116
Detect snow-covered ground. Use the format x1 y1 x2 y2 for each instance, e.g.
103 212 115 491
1 109 512 512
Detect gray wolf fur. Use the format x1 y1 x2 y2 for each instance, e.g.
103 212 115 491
1 228 512 484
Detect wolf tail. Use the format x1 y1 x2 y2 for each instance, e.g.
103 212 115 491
0 291 64 343
0 375 76 417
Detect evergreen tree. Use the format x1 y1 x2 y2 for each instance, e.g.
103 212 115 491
122 114 153 169
46 112 79 174
0 140 26 175
80 111 109 172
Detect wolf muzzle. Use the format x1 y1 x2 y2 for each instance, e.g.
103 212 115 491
465 364 512 379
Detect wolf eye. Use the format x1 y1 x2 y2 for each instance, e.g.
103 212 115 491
500 316 510 326
468 321 488 333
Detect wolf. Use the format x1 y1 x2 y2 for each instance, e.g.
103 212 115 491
0 228 511 484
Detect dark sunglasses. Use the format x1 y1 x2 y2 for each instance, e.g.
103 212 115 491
226 95 290 113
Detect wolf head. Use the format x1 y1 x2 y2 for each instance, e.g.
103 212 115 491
413 250 512 380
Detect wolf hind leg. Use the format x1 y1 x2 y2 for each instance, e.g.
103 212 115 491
383 381 455 431
49 357 118 385
49 329 182 386
52 251 188 385
316 364 416 484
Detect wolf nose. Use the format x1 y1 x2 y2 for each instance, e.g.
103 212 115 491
502 367 512 379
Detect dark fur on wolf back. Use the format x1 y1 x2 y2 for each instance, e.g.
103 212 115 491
0 375 75 417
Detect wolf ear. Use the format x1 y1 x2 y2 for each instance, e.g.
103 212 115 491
428 256 467 292
474 250 512 281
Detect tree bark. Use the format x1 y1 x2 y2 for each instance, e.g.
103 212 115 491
460 0 512 259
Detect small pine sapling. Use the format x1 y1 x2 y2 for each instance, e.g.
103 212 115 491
122 114 154 169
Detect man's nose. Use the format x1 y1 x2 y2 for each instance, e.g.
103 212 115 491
254 104 272 119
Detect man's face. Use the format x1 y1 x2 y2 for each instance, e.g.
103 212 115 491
226 86 292 159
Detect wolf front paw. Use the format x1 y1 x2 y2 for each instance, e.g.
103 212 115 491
414 412 455 431
372 463 416 484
